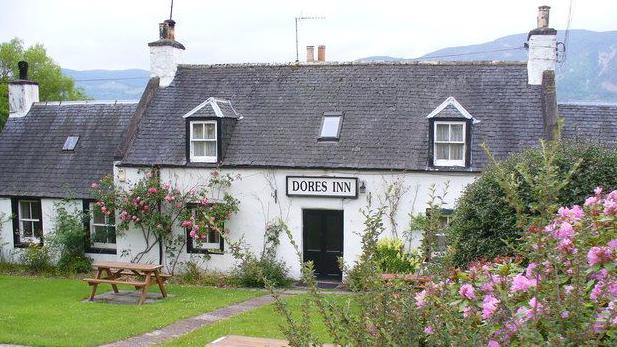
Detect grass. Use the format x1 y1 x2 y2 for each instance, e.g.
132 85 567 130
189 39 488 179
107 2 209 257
0 274 263 347
161 294 349 346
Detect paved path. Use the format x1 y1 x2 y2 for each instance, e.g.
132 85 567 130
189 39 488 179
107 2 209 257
102 294 278 347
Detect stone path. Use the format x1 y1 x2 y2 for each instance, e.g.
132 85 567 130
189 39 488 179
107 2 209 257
102 294 278 347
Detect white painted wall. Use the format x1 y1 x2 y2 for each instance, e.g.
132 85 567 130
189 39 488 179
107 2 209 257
8 82 39 117
0 198 118 263
113 166 477 278
527 34 557 85
150 45 183 87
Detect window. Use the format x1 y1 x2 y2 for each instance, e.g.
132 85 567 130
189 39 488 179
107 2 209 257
319 112 343 140
189 121 217 162
434 214 452 257
186 206 224 254
433 121 466 166
62 136 79 151
18 200 43 244
89 202 116 250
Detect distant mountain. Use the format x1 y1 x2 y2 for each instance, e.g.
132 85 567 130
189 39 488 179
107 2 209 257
62 68 149 101
357 30 617 103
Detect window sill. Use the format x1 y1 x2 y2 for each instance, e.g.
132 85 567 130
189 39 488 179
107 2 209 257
86 247 117 255
187 248 224 255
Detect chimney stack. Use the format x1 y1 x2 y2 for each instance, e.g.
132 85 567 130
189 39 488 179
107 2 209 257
8 61 39 118
148 19 185 88
526 5 557 85
537 5 550 28
317 45 326 62
306 46 315 63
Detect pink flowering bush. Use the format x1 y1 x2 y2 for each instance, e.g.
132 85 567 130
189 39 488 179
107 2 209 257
417 188 617 345
91 169 239 273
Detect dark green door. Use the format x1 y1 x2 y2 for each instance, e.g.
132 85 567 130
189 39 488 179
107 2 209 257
303 209 343 280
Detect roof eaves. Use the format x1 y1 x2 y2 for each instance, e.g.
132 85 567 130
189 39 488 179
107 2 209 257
426 96 481 124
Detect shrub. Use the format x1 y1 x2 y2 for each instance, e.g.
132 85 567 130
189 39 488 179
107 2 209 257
449 141 617 266
20 244 52 273
233 254 291 288
374 237 421 273
48 203 92 274
174 261 238 287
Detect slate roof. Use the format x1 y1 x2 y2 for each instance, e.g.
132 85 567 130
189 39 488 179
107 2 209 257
560 103 617 146
123 62 549 171
0 102 136 198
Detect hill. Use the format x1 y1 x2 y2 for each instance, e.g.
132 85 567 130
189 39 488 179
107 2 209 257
358 30 617 103
62 68 149 101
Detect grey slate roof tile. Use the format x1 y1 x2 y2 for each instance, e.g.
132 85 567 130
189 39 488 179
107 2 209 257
0 102 136 198
122 62 548 171
560 103 617 146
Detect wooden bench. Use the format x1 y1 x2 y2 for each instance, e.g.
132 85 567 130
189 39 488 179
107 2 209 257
83 261 169 305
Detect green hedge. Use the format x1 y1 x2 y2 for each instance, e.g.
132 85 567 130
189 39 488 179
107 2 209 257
448 141 617 267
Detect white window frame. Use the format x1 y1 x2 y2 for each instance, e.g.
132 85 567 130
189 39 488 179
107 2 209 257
189 207 223 251
189 120 218 163
18 200 42 244
433 121 466 167
89 202 116 250
319 113 343 140
433 214 452 257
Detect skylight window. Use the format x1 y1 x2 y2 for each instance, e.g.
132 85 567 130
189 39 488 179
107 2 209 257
319 112 343 140
63 136 79 151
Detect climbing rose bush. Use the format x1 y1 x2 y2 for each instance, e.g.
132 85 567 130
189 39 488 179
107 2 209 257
417 188 617 346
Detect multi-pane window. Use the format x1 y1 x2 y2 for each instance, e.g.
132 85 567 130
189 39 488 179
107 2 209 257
90 202 116 249
434 121 466 166
319 113 342 140
190 121 217 162
434 214 452 257
187 207 223 253
18 200 43 243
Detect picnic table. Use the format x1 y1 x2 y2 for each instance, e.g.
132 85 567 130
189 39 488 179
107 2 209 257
83 261 170 305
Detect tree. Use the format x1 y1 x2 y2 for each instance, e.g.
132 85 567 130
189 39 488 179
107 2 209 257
0 38 88 129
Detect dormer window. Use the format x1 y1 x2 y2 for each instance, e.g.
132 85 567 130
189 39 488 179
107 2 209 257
434 121 466 167
184 97 241 164
189 121 217 163
426 96 478 168
319 112 343 141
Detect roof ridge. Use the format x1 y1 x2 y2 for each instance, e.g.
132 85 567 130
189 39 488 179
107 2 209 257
559 101 617 107
178 60 527 69
33 100 139 106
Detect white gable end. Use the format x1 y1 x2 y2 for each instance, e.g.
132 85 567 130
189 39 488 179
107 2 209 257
426 96 480 124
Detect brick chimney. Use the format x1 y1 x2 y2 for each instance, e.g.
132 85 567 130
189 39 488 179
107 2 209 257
306 46 315 63
8 61 39 118
526 6 557 85
317 45 326 62
148 19 185 88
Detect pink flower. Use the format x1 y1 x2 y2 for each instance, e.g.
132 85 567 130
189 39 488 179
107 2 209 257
147 187 158 194
591 269 608 281
528 297 543 319
189 229 196 238
459 283 475 300
563 285 574 295
487 340 500 347
608 239 617 248
415 290 427 308
201 198 209 206
181 220 193 228
558 238 577 254
175 203 182 209
558 205 584 221
463 305 473 318
590 281 605 301
510 274 537 293
525 262 538 277
164 195 175 202
587 246 613 266
162 182 171 190
608 282 617 297
481 281 494 293
561 311 570 319
482 294 500 320
585 196 600 206
595 187 603 195
554 222 574 240
91 182 99 189
424 326 433 335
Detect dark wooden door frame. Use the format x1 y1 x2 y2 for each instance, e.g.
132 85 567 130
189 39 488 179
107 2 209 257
302 209 344 280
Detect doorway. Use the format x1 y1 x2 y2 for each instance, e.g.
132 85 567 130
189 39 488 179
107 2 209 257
302 209 343 280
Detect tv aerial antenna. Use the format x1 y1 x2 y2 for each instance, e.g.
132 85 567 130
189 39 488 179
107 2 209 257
295 15 325 62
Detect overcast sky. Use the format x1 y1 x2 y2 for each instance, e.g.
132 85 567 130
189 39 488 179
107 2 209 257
1 0 616 70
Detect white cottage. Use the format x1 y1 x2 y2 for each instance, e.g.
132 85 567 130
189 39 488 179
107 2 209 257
1 7 616 280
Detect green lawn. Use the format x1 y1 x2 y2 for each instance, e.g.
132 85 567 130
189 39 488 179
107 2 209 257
0 274 262 347
161 294 347 346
